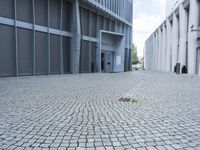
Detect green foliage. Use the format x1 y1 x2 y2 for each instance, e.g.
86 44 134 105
132 44 138 64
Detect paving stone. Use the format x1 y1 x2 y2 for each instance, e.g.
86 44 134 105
0 72 200 149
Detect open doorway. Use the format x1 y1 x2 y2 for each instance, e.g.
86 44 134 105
101 51 113 73
99 31 125 73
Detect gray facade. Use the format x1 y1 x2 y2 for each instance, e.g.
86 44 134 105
145 0 200 75
0 0 133 77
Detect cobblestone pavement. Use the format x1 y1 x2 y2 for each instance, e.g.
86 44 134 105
0 71 200 150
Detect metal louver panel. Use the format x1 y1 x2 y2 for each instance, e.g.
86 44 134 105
0 0 14 19
0 25 15 76
35 0 48 26
90 12 97 38
17 0 32 23
62 0 71 31
63 37 71 73
105 18 109 31
111 20 115 32
99 15 104 30
17 28 33 75
50 34 61 74
35 31 48 75
80 7 90 36
50 0 60 29
80 40 90 73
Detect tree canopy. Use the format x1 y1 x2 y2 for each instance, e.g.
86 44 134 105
132 44 138 64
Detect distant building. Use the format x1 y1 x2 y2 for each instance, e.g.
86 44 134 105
145 0 200 75
0 0 133 77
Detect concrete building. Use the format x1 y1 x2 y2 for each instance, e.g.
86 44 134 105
0 0 133 77
166 0 183 17
145 0 200 75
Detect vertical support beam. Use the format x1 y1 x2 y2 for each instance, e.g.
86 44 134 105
188 0 199 74
163 23 167 71
14 0 18 76
165 18 170 72
172 13 179 71
166 19 171 72
156 31 159 70
158 28 161 70
60 0 64 74
179 4 187 70
96 14 101 72
71 0 81 74
88 11 92 73
48 0 51 75
47 0 51 75
33 0 36 75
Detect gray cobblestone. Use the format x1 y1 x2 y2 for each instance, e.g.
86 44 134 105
0 71 200 149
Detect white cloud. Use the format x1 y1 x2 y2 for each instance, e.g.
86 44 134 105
133 0 166 58
153 0 166 18
133 13 163 57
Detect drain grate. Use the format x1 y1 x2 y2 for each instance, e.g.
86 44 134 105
119 97 139 104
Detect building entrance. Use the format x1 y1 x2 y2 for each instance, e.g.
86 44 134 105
101 51 113 73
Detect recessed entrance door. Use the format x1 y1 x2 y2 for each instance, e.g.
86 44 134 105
196 48 200 75
101 51 113 73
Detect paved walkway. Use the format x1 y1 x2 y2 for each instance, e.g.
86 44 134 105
0 71 200 150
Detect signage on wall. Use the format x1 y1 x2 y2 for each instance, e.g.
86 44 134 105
116 56 121 66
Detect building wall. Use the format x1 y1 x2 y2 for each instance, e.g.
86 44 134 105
0 0 133 77
145 0 200 75
166 0 184 17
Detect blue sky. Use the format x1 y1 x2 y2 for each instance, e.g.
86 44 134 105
133 0 166 57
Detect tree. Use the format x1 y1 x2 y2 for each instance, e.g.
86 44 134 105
132 44 138 64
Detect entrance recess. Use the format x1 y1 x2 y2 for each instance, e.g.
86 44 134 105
101 51 113 73
99 31 125 73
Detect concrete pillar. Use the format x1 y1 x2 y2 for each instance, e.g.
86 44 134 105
179 4 187 70
172 13 179 72
166 19 172 72
188 0 199 75
155 31 158 70
158 28 162 71
162 24 167 71
71 0 81 74
152 33 156 70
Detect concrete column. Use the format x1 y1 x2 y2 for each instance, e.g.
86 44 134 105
71 0 81 74
172 13 179 71
154 32 158 70
166 19 172 72
158 28 162 71
162 24 167 72
188 0 199 75
152 33 156 70
179 4 187 70
160 26 163 71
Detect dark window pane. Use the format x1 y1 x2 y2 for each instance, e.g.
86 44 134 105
35 0 48 26
0 24 15 76
0 0 14 19
17 28 33 75
50 0 60 29
17 0 32 23
50 34 61 74
35 31 48 75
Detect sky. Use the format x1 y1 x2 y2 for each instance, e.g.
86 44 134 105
133 0 166 58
